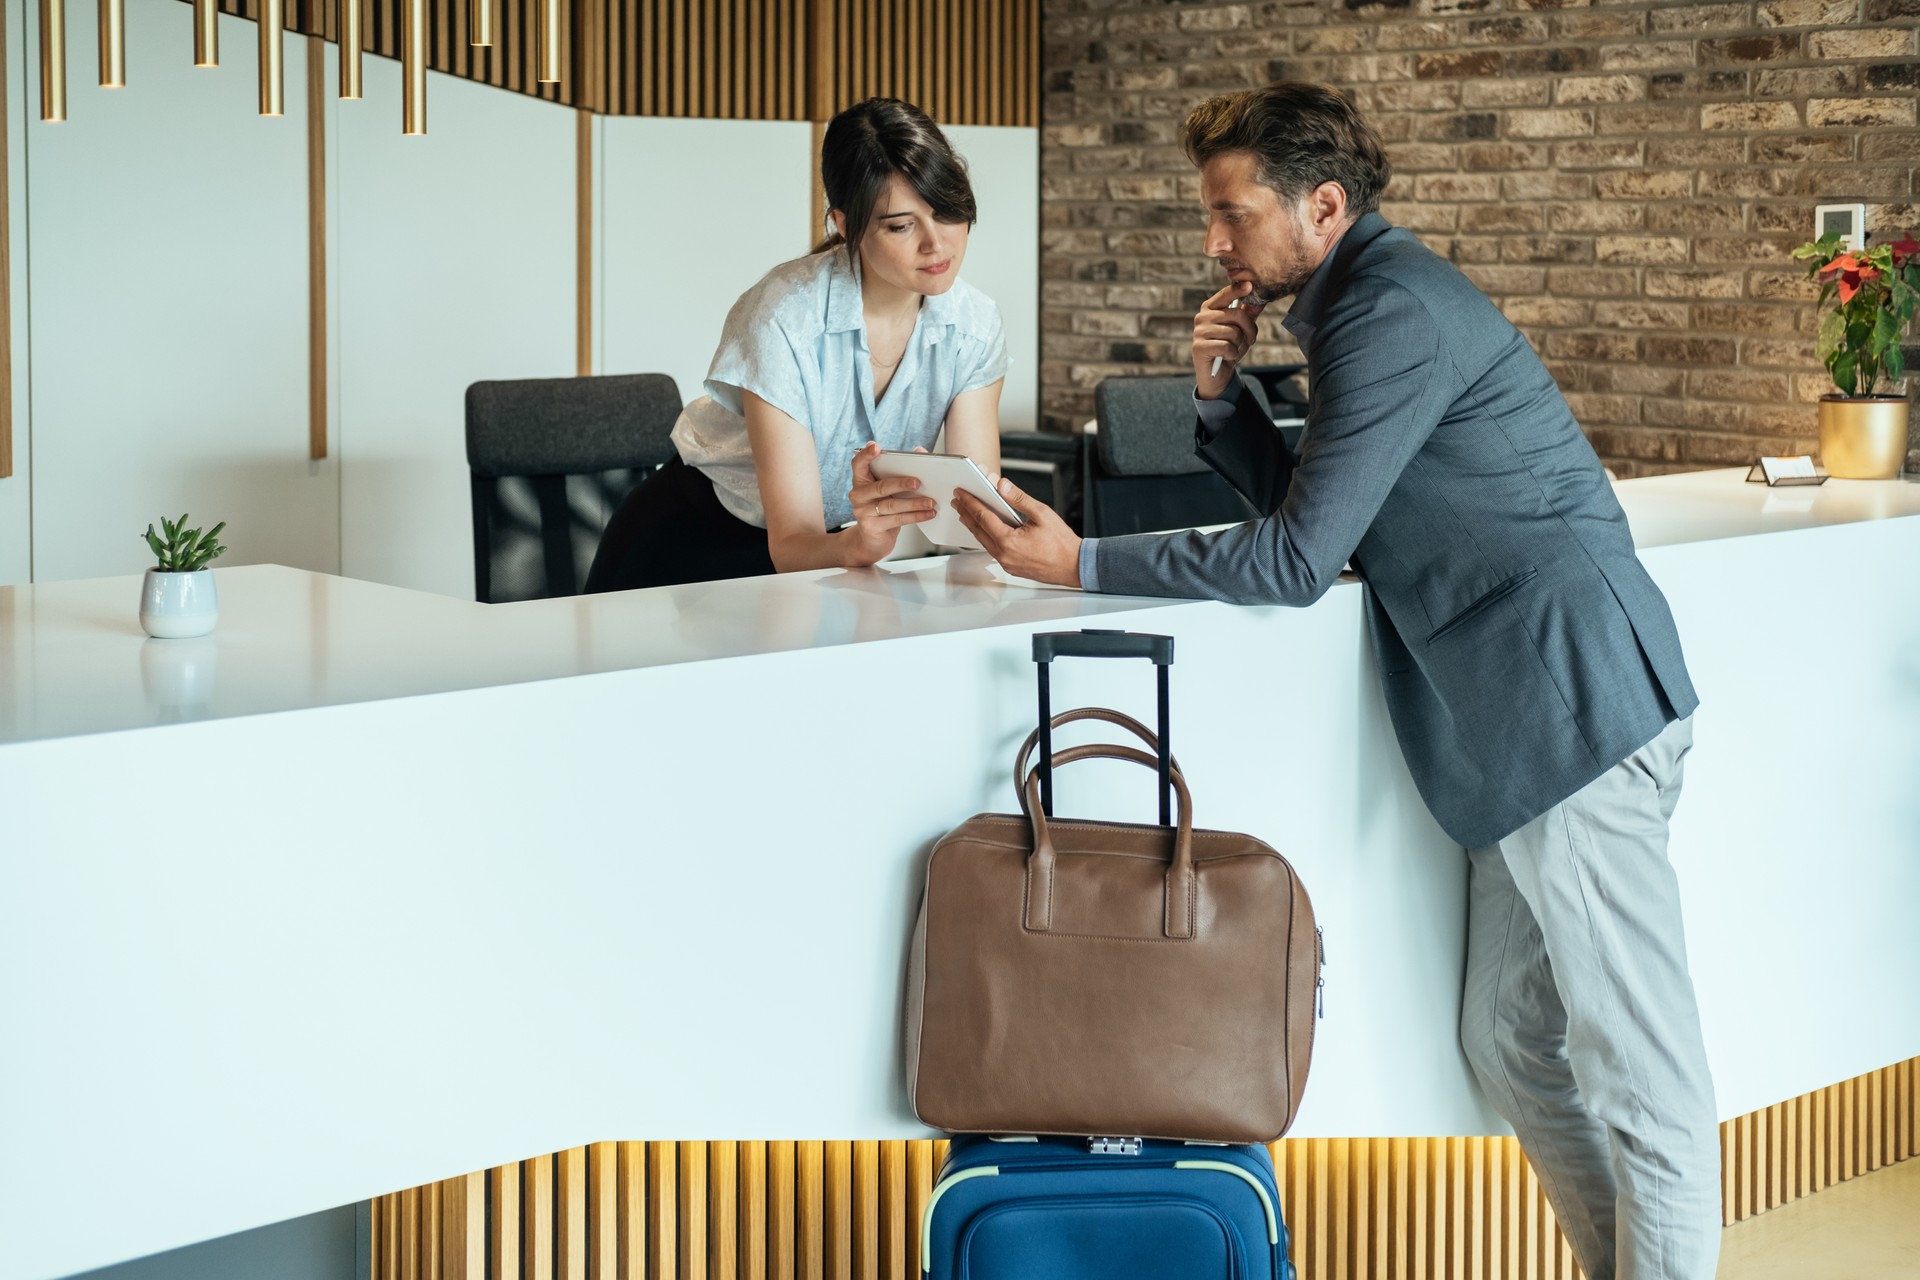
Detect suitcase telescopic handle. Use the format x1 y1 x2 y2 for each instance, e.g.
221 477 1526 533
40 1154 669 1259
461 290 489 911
1020 743 1197 940
1032 630 1174 824
1032 631 1173 664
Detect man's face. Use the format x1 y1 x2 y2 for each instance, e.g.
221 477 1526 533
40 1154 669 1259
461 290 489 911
1199 151 1321 305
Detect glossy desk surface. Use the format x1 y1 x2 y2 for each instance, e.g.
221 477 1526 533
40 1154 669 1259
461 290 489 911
5 467 1917 748
5 465 1919 1280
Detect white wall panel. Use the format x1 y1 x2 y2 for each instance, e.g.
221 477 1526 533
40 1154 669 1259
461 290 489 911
944 125 1038 432
2 0 31 586
600 119 1038 439
23 2 333 583
600 116 812 409
336 62 574 600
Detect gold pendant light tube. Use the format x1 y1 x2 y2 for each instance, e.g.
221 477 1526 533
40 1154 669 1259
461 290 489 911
470 0 491 48
192 0 217 67
258 0 283 115
401 0 424 134
338 0 361 98
535 0 561 83
40 0 67 121
98 0 123 87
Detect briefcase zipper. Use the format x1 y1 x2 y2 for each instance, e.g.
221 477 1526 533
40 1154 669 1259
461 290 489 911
1316 927 1325 1020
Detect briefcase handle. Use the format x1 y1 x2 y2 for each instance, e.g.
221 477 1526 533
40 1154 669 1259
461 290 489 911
1020 743 1197 941
1012 708 1185 817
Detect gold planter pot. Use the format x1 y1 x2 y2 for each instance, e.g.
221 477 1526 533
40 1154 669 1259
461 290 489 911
1817 396 1910 480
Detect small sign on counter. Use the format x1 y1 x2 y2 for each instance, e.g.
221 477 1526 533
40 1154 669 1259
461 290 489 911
1746 456 1829 487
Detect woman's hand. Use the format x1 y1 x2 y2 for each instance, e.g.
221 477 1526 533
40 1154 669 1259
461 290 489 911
844 442 936 566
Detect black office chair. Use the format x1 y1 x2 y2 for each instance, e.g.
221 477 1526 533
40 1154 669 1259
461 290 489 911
1083 372 1299 538
465 373 682 603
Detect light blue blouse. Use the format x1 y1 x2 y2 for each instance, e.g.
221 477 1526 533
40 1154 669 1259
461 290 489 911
669 248 1010 529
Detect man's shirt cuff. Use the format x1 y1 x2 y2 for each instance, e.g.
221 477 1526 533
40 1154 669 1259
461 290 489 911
1194 376 1244 443
1077 537 1102 593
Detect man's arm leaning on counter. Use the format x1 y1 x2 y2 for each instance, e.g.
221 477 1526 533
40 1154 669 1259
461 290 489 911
1081 280 1449 607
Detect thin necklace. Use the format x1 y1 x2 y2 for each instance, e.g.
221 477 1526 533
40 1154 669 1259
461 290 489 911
869 323 913 370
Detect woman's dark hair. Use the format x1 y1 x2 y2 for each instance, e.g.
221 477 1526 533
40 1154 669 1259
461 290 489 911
814 98 978 260
1182 82 1393 219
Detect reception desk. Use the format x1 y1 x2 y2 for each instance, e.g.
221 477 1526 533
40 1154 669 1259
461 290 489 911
3 468 1918 1280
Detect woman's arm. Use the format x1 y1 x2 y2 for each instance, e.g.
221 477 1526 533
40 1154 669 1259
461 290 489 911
942 378 1005 477
743 390 934 572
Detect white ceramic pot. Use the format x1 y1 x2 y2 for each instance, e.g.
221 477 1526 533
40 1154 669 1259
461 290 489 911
139 568 219 639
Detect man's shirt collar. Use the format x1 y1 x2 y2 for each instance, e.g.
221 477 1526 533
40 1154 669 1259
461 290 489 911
1280 210 1393 345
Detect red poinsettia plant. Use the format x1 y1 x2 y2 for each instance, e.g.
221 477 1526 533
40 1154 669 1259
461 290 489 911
1791 231 1920 397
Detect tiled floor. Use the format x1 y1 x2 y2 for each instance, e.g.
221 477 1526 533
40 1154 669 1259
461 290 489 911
1718 1157 1920 1279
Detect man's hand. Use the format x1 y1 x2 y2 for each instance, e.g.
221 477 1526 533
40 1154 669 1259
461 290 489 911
1192 280 1266 400
953 475 1083 588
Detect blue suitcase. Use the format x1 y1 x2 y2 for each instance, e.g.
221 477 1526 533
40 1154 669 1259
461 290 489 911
923 1134 1293 1280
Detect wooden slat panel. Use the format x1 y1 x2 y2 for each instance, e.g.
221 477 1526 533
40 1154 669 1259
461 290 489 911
739 1141 768 1280
426 1173 447 1269
797 1141 824 1280
877 1141 906 1280
444 1173 485 1280
372 1057 1920 1280
305 34 327 461
589 1143 618 1280
526 1154 555 1280
556 1146 586 1280
904 1142 932 1280
846 1141 874 1280
618 1143 645 1280
677 1141 707 1280
648 1142 677 1280
708 1142 738 1280
823 1141 852 1280
491 1166 521 1280
400 1187 421 1280
575 109 592 376
769 1141 797 1280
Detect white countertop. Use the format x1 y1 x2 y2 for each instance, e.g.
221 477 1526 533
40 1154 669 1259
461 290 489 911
4 465 1917 1280
4 467 1917 749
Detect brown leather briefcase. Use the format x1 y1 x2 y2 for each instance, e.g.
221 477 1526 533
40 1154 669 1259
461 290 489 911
905 631 1320 1144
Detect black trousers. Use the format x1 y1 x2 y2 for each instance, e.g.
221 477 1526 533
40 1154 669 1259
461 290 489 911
584 455 777 593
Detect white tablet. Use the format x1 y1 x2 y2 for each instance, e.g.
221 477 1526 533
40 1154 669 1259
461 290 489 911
869 450 1024 551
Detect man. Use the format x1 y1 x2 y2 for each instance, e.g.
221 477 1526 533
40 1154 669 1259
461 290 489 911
953 83 1719 1280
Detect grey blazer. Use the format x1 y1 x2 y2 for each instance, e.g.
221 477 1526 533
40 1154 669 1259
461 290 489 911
1089 213 1697 848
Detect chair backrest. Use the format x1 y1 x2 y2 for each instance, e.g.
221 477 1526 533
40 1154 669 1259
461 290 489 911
465 373 682 603
1081 374 1277 538
1093 374 1275 477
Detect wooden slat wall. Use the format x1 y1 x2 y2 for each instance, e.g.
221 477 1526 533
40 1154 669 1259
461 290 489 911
803 0 1033 127
374 1055 1920 1280
185 0 581 105
167 0 1036 123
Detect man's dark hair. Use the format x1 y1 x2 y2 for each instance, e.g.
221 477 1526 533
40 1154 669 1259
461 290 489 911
815 98 978 259
1182 82 1393 218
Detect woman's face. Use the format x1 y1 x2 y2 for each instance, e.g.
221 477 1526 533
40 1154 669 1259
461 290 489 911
839 173 970 298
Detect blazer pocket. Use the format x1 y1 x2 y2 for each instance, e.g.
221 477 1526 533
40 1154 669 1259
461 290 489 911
1425 567 1539 646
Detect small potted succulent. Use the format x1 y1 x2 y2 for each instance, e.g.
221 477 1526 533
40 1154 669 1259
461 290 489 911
1791 230 1919 479
139 513 227 638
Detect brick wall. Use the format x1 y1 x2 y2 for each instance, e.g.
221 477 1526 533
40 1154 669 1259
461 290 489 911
1038 0 1920 476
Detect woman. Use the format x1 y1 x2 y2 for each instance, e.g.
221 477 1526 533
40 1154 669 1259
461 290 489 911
584 97 1008 592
